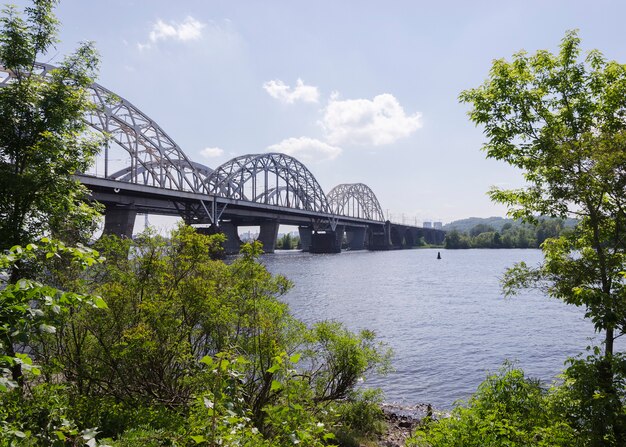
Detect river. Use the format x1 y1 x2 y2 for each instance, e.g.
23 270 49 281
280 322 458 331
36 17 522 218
261 248 603 409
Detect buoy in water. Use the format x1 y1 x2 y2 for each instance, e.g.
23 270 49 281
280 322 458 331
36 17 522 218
437 252 441 260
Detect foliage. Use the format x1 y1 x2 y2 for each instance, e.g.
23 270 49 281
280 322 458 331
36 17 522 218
408 365 577 447
0 226 390 445
552 353 626 446
331 389 386 446
0 238 104 391
0 0 103 250
460 30 626 443
305 321 392 404
0 239 106 445
0 384 110 447
276 233 300 250
444 218 570 249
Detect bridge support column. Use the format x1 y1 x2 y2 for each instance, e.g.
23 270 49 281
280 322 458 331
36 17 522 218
257 220 279 254
335 225 345 249
219 222 242 255
298 226 312 251
310 230 341 254
346 227 367 250
368 221 392 250
103 205 137 238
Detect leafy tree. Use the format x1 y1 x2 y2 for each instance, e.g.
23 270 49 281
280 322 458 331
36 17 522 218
0 0 102 252
276 233 300 249
468 223 495 237
460 30 626 444
444 230 470 249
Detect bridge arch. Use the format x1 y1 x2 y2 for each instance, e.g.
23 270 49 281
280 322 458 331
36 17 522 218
0 62 209 194
205 153 330 213
327 183 385 222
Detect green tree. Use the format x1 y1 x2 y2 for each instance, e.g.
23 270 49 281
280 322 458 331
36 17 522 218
460 30 626 444
468 223 495 237
0 0 102 251
444 230 470 249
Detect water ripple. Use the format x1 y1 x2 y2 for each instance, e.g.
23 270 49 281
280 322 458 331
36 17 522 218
262 248 607 408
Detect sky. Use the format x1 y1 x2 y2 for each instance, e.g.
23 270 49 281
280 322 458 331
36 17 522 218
9 0 626 227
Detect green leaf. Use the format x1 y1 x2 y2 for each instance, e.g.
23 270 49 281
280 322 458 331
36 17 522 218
289 352 301 364
270 379 283 392
92 296 108 309
191 435 206 444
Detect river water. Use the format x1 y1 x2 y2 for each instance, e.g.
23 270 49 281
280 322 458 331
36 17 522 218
261 248 603 409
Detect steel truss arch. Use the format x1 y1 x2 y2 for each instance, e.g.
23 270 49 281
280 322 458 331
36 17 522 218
206 153 331 213
110 160 213 183
0 62 209 193
327 183 385 222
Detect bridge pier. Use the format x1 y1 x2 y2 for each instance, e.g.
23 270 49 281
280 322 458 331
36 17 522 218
219 222 243 254
103 204 137 238
257 220 279 254
298 226 312 251
345 227 367 250
368 222 392 250
310 230 342 253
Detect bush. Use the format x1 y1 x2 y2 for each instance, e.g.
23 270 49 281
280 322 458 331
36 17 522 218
407 364 577 447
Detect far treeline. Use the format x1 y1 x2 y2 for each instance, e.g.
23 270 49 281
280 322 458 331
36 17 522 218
443 217 577 249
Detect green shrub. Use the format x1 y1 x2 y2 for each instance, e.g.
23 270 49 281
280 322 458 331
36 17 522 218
407 364 576 447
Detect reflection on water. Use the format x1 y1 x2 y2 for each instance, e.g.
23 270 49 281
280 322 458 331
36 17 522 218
261 248 603 408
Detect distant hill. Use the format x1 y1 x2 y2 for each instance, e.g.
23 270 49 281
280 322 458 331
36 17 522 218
443 217 512 233
443 216 577 234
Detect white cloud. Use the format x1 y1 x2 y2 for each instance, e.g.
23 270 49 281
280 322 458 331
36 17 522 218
263 79 319 104
268 137 341 163
138 16 205 50
200 147 224 158
320 93 422 146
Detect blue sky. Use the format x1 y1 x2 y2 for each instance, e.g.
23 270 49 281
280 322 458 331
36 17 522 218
11 0 626 225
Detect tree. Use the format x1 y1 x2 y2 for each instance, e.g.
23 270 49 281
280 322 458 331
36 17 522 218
460 30 626 444
0 0 102 251
468 223 495 237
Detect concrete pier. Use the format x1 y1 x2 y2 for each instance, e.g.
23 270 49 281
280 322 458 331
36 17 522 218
310 231 341 253
102 205 136 238
298 226 312 251
345 227 367 250
257 220 280 253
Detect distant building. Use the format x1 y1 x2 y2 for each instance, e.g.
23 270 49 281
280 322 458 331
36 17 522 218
433 222 443 229
423 221 433 228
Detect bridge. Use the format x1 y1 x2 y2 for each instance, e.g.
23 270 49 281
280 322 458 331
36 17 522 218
0 62 445 254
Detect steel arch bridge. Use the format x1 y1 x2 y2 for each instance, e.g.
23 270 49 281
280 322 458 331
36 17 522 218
0 62 446 252
327 183 385 222
0 62 384 222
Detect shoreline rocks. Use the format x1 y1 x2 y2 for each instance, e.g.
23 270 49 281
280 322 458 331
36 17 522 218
376 403 438 447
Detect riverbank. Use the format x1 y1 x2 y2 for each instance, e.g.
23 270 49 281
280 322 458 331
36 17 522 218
373 403 437 447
